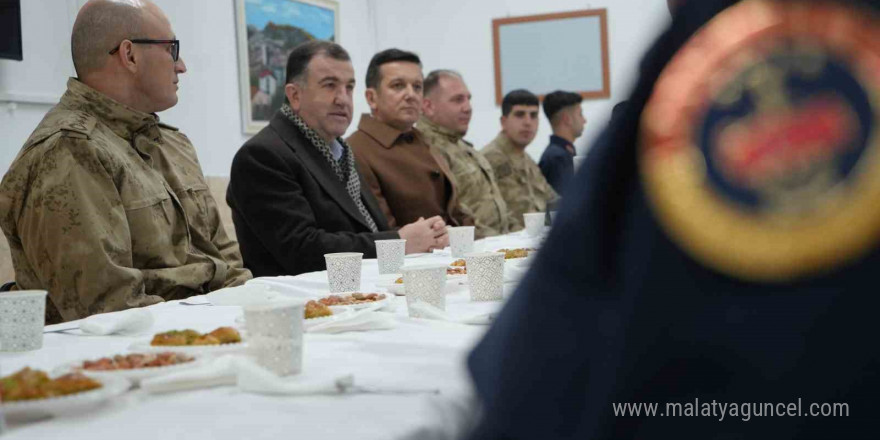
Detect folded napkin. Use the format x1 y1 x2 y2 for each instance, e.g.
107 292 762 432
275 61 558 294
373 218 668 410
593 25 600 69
504 258 532 284
79 308 154 335
409 301 495 326
141 355 439 396
141 355 349 395
246 277 329 298
206 283 287 306
431 248 452 257
306 308 397 334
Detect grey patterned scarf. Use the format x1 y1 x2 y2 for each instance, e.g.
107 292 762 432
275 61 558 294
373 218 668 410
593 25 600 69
280 104 378 232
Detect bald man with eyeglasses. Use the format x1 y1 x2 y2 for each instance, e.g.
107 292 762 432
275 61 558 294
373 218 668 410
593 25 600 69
0 0 251 323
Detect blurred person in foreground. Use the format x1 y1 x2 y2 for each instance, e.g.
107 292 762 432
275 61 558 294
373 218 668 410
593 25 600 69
227 41 446 277
466 0 880 438
418 70 510 238
347 49 473 230
538 90 586 194
0 0 251 323
482 89 558 232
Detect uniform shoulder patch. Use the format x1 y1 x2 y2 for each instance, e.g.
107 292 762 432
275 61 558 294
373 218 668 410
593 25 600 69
639 0 880 282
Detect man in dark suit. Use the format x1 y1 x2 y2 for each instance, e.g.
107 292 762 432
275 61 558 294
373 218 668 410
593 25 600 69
466 0 880 438
227 41 448 277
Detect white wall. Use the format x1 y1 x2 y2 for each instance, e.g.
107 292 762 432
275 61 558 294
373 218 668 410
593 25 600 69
373 0 670 159
0 0 668 176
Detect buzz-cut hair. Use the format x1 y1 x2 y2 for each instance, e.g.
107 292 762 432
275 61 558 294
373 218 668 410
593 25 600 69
501 89 539 116
285 40 351 84
542 90 583 123
365 48 421 89
71 1 147 78
423 69 463 97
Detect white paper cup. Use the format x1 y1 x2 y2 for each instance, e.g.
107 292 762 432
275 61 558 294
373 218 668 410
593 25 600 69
401 264 447 318
523 213 545 238
243 299 305 340
375 239 406 274
0 290 47 352
465 252 505 301
324 252 363 293
449 226 475 258
247 336 303 377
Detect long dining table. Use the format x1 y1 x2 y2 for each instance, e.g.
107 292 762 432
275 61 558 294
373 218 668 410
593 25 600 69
0 231 541 440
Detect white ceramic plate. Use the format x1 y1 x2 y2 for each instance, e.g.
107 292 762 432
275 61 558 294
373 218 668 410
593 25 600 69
128 339 248 356
303 309 356 331
233 309 357 330
54 353 207 384
375 280 406 295
316 292 393 312
0 375 130 423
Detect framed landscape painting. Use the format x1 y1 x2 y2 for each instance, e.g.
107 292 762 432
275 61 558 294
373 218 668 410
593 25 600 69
235 0 339 134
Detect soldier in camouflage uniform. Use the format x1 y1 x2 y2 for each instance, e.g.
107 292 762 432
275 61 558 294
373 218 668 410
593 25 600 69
482 89 558 231
418 70 509 238
0 0 251 323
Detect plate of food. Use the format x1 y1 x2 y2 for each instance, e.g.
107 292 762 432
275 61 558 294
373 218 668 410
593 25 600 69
0 367 130 422
128 326 246 355
495 248 536 260
55 352 205 384
446 259 468 282
375 276 407 296
315 292 392 312
302 300 356 331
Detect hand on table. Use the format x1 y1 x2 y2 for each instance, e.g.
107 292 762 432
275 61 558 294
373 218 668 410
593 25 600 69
399 216 447 253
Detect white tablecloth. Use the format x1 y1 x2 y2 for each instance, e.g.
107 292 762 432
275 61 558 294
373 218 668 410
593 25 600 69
0 232 541 440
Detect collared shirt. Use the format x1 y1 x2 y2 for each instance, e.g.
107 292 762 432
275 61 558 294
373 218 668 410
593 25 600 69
481 133 558 231
0 78 251 323
346 114 473 228
539 134 577 193
329 139 344 162
417 116 509 238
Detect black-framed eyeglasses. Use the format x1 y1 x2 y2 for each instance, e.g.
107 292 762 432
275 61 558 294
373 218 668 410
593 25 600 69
109 39 180 62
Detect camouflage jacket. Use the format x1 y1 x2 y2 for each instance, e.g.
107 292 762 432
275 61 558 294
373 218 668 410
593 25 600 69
481 133 559 231
417 117 510 238
0 79 252 323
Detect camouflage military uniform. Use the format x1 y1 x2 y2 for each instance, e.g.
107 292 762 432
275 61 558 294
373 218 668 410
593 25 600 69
418 117 510 238
481 133 558 231
0 79 252 323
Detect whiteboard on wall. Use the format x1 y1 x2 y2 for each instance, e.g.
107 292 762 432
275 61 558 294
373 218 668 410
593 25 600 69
492 9 610 105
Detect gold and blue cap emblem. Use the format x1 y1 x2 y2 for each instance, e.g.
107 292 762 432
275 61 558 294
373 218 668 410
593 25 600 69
640 0 880 281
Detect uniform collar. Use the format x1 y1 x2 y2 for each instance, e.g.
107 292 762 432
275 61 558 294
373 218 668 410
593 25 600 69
417 116 463 143
549 135 576 156
492 132 525 156
356 113 420 149
61 78 160 141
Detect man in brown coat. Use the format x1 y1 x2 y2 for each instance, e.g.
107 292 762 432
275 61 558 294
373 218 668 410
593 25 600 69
346 49 473 229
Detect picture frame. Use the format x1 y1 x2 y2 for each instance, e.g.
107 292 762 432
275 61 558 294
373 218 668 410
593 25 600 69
235 0 340 134
492 9 610 105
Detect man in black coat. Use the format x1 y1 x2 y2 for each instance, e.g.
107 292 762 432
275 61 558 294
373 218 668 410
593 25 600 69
228 41 448 277
466 0 880 438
